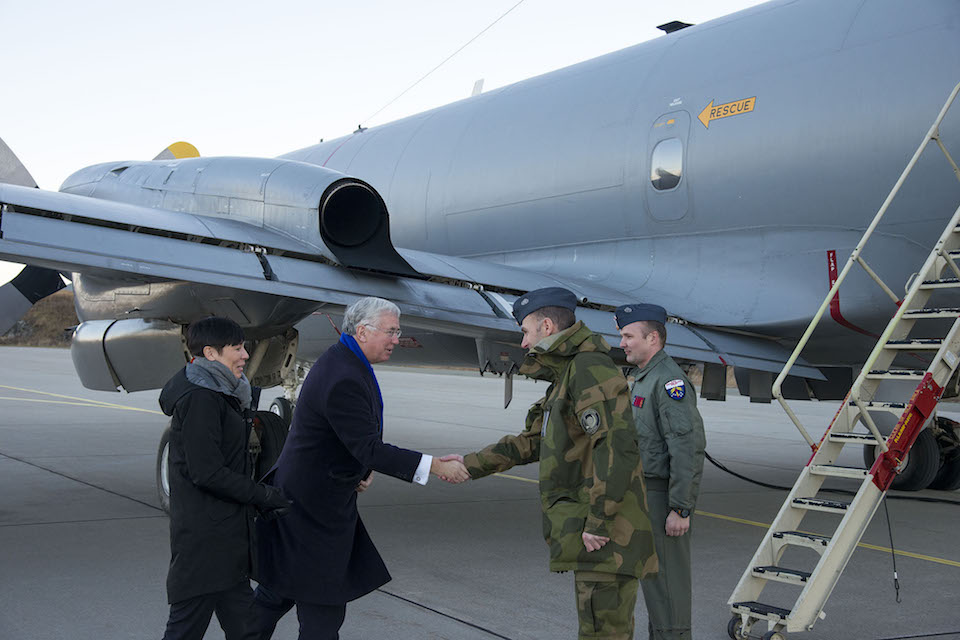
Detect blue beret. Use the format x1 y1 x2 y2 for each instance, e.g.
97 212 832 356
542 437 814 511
615 303 667 328
512 287 577 324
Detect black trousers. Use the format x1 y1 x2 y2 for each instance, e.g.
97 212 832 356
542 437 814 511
253 584 347 640
162 580 259 640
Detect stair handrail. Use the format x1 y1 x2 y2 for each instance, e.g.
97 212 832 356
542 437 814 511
773 81 960 449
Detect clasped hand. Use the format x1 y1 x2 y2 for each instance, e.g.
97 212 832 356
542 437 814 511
582 532 610 552
431 454 469 484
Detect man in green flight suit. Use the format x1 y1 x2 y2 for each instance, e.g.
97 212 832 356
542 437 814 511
615 303 706 640
452 287 658 639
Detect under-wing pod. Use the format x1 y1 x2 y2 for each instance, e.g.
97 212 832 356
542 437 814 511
71 319 190 392
59 156 416 276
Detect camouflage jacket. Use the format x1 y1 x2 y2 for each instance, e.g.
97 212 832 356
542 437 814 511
627 349 706 511
463 321 658 578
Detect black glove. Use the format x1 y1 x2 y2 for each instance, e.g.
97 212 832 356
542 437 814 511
255 485 292 520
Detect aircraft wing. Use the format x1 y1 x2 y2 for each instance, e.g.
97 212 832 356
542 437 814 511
0 183 822 380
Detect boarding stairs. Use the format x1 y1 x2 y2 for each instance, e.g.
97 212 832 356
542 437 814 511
727 81 960 640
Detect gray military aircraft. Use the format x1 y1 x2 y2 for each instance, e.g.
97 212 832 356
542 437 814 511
1 0 959 494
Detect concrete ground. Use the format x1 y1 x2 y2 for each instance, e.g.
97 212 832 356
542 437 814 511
0 346 958 640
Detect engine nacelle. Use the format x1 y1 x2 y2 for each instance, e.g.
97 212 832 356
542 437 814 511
60 156 415 275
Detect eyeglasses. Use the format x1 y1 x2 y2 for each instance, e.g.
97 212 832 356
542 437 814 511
364 324 402 338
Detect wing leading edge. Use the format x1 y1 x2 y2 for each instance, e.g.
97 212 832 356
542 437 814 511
0 183 823 381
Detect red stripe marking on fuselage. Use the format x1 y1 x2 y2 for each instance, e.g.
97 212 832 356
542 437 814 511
827 250 880 338
322 137 353 167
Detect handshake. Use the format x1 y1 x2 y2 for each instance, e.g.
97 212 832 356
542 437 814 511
430 454 469 484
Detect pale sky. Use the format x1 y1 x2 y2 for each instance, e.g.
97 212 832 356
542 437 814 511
1 0 769 283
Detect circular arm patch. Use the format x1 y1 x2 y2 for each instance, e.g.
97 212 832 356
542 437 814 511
579 409 601 434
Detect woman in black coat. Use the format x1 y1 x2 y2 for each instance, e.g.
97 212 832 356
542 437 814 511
254 297 468 639
159 317 289 640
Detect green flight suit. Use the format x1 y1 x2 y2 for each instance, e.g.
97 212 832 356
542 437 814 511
464 321 658 639
627 349 706 640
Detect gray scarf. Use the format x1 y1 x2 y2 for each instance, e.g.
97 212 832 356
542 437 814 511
186 357 252 410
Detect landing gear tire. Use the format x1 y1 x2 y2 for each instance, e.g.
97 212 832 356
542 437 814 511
727 615 744 640
254 410 289 481
930 418 960 491
156 422 172 514
762 632 786 640
268 397 294 427
863 427 940 491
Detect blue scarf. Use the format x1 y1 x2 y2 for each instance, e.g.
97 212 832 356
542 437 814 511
340 333 384 430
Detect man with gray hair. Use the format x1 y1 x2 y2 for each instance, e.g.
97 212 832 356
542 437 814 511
253 297 469 639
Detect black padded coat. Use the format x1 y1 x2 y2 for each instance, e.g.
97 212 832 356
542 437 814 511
159 368 262 604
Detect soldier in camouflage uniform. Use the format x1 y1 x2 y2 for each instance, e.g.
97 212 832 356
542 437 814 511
615 304 705 640
458 288 658 640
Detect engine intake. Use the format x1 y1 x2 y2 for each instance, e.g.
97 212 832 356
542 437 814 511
319 178 416 275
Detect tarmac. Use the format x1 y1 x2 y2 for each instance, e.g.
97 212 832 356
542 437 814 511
0 346 958 640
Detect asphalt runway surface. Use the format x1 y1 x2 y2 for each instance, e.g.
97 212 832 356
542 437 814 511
1 347 958 639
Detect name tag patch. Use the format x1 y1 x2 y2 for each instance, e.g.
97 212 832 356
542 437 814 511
665 379 685 400
633 395 644 408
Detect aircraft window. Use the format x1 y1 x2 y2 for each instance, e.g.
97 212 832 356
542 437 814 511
650 138 682 191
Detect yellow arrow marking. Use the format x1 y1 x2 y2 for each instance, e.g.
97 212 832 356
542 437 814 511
698 96 756 128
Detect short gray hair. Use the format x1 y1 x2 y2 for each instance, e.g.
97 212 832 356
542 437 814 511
342 297 401 336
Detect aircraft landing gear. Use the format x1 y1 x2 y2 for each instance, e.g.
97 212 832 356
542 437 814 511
930 416 960 490
269 397 293 425
863 427 940 491
156 422 172 513
266 360 306 428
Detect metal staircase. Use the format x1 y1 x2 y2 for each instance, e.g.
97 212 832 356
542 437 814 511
727 81 960 640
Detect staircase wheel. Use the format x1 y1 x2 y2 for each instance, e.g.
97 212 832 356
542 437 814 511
863 428 940 491
727 615 744 640
761 632 786 640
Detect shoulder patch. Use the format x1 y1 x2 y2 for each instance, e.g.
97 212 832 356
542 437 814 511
579 408 601 435
665 378 685 400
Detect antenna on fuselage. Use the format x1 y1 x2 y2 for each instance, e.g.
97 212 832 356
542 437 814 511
657 20 694 34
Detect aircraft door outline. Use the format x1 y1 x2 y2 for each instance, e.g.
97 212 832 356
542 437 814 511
645 110 690 222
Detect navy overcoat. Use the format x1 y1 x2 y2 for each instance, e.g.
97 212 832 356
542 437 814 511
257 341 422 604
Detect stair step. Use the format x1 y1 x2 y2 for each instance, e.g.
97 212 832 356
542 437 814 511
866 369 926 380
731 601 791 621
920 278 960 289
885 339 942 350
793 497 849 514
753 565 812 585
848 401 905 410
773 530 831 551
828 432 880 446
809 464 870 479
903 308 960 319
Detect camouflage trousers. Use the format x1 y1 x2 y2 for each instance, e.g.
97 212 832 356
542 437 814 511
574 571 639 640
